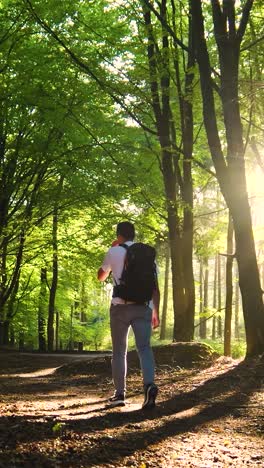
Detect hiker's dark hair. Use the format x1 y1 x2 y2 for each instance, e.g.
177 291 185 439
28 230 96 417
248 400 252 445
116 221 135 240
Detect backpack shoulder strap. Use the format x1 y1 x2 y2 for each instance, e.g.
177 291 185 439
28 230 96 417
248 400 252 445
112 243 129 289
119 243 129 250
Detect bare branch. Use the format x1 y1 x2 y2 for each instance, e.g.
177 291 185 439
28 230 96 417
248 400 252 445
141 0 189 52
237 0 254 40
193 157 217 178
219 252 236 258
194 306 226 328
241 33 264 51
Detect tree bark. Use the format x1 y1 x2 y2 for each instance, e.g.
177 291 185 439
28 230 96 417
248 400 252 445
0 233 24 345
224 213 234 356
0 320 9 345
181 11 195 340
38 267 47 352
47 207 59 352
212 254 217 340
47 176 63 351
234 263 240 340
160 242 170 340
217 253 222 338
69 304 74 351
200 257 208 339
199 259 203 339
1 274 20 346
55 310 59 351
9 323 15 347
80 281 87 323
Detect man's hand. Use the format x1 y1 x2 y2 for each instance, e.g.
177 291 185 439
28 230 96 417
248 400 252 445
152 309 160 329
97 268 109 281
111 239 119 247
152 285 160 329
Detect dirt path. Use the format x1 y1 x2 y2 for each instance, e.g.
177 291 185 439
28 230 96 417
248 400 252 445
0 351 263 467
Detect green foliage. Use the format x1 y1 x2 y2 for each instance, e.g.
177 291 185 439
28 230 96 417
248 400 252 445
52 422 66 436
202 339 246 359
231 341 247 359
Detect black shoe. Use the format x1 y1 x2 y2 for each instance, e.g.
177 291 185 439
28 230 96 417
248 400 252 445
108 393 126 407
142 383 158 409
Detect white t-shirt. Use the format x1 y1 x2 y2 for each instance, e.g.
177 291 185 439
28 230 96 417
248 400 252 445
101 241 134 305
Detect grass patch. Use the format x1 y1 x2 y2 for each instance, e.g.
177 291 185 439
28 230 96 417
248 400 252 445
201 339 246 358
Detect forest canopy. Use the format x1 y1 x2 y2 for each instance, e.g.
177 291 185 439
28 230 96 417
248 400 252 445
0 0 263 356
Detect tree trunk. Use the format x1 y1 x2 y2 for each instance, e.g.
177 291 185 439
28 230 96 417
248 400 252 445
142 1 192 342
224 213 234 356
69 304 74 351
47 207 59 352
167 194 186 342
191 0 264 355
212 254 217 340
176 4 195 340
0 238 8 336
1 270 21 347
232 201 264 354
47 176 63 352
55 310 59 351
200 257 208 339
182 62 195 340
217 254 222 338
0 233 24 343
234 263 240 340
80 281 87 323
199 259 203 339
160 242 170 340
0 320 9 345
18 333 24 351
9 323 15 347
38 267 47 352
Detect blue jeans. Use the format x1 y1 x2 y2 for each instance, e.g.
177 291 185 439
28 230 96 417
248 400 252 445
110 303 155 394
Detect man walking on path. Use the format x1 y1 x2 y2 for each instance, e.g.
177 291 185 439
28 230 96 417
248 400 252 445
97 221 160 409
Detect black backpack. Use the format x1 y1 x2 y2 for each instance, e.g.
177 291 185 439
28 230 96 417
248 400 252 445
113 242 157 304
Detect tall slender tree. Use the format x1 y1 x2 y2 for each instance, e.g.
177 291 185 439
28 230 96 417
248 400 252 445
141 0 195 340
191 0 264 355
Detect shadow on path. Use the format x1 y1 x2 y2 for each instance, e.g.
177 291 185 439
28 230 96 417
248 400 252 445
0 357 263 467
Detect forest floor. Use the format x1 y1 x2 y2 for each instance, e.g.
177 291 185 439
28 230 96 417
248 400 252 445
0 345 263 468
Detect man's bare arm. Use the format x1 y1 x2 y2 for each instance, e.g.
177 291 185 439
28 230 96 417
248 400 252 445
152 285 160 328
